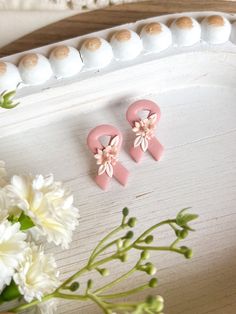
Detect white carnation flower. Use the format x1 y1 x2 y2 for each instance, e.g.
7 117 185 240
14 243 60 302
0 220 27 292
5 174 79 248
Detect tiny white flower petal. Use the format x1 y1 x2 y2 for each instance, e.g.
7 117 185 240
132 127 139 133
141 137 149 152
110 135 119 147
106 162 113 178
11 175 29 199
134 135 143 147
135 121 140 128
98 164 106 176
32 175 45 190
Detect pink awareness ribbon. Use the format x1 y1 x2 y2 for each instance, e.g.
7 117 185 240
87 124 129 191
126 99 164 163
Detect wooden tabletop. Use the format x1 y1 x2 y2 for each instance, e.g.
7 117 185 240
0 0 236 57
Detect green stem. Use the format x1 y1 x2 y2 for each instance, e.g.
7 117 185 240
91 238 119 262
94 261 140 295
99 283 149 299
133 244 184 255
134 219 176 244
170 237 180 248
88 224 127 265
8 293 55 313
58 266 89 290
88 294 110 314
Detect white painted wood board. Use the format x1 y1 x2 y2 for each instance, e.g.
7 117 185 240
0 12 236 314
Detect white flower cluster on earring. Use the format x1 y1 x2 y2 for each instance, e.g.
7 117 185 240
0 161 79 312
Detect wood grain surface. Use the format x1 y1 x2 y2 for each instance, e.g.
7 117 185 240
1 0 236 57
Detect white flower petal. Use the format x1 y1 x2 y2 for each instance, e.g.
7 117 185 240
6 174 79 249
14 243 60 302
98 164 106 176
106 162 113 178
0 220 27 292
134 136 143 148
110 135 119 147
141 137 149 152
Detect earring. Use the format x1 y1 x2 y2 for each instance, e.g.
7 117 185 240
87 124 129 191
126 99 164 163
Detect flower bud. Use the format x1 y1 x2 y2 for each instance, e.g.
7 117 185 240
116 239 123 249
125 230 134 239
127 217 137 228
87 279 93 290
184 249 193 259
122 207 129 217
180 229 188 239
141 250 150 260
99 268 110 276
123 239 130 248
119 253 128 262
149 278 158 288
69 282 80 292
145 235 154 244
146 265 157 276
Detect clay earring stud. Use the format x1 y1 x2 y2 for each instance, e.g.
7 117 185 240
126 99 164 163
87 124 129 191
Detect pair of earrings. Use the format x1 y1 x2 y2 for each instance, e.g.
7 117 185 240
87 99 164 191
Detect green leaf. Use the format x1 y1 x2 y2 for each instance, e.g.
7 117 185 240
176 208 198 230
0 280 21 302
0 90 20 109
18 212 35 230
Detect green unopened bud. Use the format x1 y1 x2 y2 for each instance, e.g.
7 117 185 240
141 250 150 260
149 278 158 288
184 249 193 259
69 282 80 292
146 295 156 305
119 253 128 262
175 229 181 237
116 239 123 249
145 235 154 244
155 295 164 312
122 207 129 217
146 265 157 276
127 217 137 228
123 239 130 248
87 279 93 290
180 229 188 239
98 268 110 276
125 230 134 239
180 246 188 252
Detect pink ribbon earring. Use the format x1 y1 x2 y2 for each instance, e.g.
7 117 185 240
126 99 164 163
87 124 129 191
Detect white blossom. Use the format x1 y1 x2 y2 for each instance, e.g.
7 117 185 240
0 220 27 292
14 243 60 302
5 174 79 249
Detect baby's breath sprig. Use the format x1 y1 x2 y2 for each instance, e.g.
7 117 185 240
6 207 198 314
0 90 19 109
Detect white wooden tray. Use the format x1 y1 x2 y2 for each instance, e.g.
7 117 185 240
0 11 236 314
